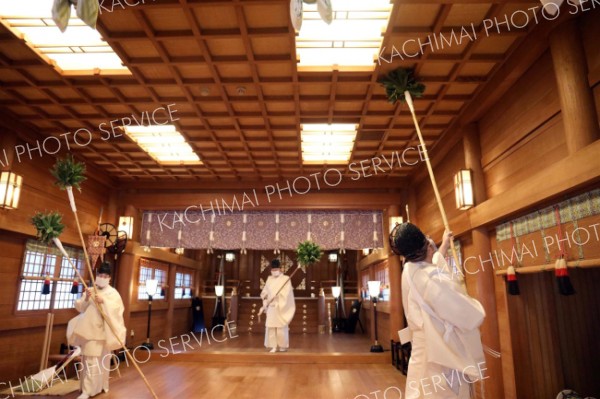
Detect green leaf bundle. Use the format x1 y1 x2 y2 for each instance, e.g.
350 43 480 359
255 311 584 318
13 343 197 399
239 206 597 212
378 68 425 104
31 211 65 245
50 155 87 192
296 240 322 266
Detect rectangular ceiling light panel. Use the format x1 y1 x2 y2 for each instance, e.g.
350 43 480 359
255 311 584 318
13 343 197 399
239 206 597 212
296 0 393 71
124 125 202 165
0 1 130 75
301 124 357 164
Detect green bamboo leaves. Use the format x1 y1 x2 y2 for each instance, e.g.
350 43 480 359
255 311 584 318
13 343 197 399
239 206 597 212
31 211 65 245
378 68 425 104
50 155 87 192
296 240 323 266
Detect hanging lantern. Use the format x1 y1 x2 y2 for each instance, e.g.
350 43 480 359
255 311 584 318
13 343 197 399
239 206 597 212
454 169 474 210
0 171 23 210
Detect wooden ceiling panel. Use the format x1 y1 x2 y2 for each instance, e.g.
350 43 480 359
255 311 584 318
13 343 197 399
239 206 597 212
395 4 442 26
243 4 289 29
162 39 203 57
217 64 253 78
458 62 496 76
119 40 161 58
193 6 240 29
250 37 292 55
205 38 247 56
0 0 538 186
143 8 191 31
175 64 214 78
256 63 294 78
474 35 518 54
417 62 456 76
444 4 492 25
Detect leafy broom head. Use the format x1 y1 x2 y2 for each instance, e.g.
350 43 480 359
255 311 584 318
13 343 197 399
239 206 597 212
378 68 426 104
50 154 87 192
297 240 322 266
31 211 65 245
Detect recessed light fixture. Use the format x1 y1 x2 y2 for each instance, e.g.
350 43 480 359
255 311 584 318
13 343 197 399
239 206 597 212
123 125 202 165
0 1 130 75
301 123 357 164
296 0 392 71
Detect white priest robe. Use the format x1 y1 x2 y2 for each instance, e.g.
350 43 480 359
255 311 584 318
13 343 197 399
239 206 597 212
261 274 296 349
67 285 126 397
402 253 486 399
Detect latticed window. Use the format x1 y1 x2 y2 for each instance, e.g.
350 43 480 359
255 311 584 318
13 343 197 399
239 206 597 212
18 240 85 312
174 270 193 299
137 258 168 300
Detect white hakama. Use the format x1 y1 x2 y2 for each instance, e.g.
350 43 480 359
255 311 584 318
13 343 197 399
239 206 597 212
67 285 126 398
261 274 296 350
402 253 486 398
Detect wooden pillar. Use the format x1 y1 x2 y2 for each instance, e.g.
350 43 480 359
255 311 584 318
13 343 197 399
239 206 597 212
122 204 139 242
117 252 136 345
463 124 508 399
164 263 177 339
550 19 599 154
386 205 404 341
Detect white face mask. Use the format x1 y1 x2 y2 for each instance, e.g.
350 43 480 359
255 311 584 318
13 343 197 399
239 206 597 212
96 276 110 288
271 270 281 277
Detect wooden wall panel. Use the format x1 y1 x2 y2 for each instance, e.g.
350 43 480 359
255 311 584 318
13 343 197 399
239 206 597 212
506 270 600 398
172 306 193 338
479 51 562 170
483 115 568 199
128 309 168 348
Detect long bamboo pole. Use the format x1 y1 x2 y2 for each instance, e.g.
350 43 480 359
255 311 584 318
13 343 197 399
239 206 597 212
63 187 158 398
53 238 159 399
404 91 463 277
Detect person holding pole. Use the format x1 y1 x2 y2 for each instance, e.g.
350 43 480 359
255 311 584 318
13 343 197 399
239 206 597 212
67 262 126 399
394 223 486 398
260 259 296 353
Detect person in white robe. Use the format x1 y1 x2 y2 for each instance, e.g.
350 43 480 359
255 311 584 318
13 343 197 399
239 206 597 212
67 262 126 399
260 259 296 353
396 223 486 399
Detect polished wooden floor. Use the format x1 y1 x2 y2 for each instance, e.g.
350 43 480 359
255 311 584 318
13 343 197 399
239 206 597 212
31 334 406 399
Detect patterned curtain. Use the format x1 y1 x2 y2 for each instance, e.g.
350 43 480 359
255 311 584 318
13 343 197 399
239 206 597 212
140 210 384 251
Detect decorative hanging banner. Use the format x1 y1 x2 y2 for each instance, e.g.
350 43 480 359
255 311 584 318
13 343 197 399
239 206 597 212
87 235 106 268
140 210 384 251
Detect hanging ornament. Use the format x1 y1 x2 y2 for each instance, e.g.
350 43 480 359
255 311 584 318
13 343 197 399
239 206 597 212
506 266 520 296
71 279 79 294
290 0 303 31
554 206 575 296
241 213 248 255
274 212 280 254
160 285 166 297
317 0 333 24
42 276 51 295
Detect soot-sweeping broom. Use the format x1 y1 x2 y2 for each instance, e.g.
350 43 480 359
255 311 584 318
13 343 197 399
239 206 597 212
379 68 463 276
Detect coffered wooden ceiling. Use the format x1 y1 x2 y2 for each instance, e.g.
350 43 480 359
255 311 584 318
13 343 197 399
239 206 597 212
0 0 539 186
